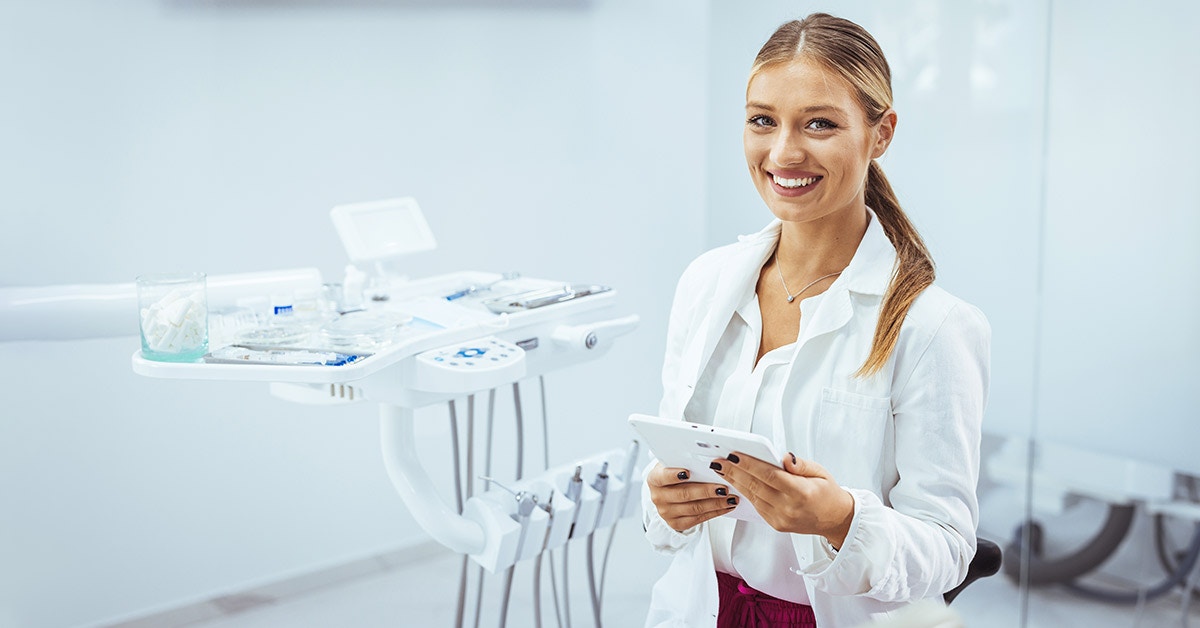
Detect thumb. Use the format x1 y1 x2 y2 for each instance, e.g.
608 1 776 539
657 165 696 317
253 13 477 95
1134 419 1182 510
783 452 828 479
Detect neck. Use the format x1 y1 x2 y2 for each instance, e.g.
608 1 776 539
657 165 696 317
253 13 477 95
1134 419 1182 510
775 206 870 277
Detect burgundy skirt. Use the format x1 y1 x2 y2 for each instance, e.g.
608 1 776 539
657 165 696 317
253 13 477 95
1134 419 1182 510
716 571 817 628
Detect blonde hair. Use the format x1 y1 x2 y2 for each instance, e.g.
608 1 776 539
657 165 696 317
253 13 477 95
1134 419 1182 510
752 13 935 378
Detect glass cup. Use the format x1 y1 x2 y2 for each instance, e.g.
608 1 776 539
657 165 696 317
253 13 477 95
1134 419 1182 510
137 272 209 362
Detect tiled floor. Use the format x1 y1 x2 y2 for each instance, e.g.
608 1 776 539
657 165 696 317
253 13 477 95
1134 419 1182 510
162 521 1198 628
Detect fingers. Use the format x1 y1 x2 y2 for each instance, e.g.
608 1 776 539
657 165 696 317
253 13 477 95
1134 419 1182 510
656 494 739 531
646 463 741 532
782 453 830 479
651 478 737 503
648 465 698 488
715 452 786 504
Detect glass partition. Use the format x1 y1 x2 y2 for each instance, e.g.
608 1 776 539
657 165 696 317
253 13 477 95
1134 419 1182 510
706 1 1200 626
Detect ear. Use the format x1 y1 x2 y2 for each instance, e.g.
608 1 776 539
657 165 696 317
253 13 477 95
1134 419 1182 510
872 108 897 159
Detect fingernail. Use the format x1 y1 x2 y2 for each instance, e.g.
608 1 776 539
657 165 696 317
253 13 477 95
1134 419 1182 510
709 461 723 472
726 497 738 506
727 453 740 464
790 452 797 465
716 487 727 496
676 471 689 481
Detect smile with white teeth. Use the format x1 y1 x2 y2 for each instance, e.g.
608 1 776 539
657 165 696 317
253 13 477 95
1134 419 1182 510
772 174 820 188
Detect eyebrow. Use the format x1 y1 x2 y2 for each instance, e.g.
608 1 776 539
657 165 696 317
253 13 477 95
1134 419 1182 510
745 102 849 116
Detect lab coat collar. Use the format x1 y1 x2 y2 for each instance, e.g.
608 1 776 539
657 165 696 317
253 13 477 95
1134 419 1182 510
733 208 897 297
682 209 896 393
838 209 896 297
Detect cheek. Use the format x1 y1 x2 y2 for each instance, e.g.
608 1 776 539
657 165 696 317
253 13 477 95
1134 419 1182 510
744 137 772 174
743 134 761 166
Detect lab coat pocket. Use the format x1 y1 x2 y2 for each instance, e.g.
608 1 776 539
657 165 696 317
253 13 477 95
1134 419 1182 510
814 388 891 490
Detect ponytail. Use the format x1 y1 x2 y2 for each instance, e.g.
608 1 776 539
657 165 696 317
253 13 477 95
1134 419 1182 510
750 14 932 376
856 160 936 378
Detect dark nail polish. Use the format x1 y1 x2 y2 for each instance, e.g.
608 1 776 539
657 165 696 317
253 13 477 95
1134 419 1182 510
790 452 797 465
727 453 740 464
709 461 722 472
716 487 727 496
726 497 738 506
677 471 689 481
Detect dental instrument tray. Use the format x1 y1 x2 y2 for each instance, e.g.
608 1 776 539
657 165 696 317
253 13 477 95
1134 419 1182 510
132 271 626 388
205 345 369 367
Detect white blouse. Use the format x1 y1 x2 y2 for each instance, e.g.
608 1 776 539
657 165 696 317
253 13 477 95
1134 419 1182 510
692 282 827 605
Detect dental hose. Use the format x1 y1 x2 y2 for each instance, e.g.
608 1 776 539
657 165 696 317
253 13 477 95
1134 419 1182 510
536 375 565 628
498 490 538 628
500 385 529 628
464 396 476 628
513 382 524 480
499 567 516 628
448 400 467 628
472 390 497 628
598 440 640 605
534 494 558 628
562 466 584 628
586 463 610 628
586 535 601 628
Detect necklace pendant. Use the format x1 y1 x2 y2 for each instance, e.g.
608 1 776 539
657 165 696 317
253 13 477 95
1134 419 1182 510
786 295 795 303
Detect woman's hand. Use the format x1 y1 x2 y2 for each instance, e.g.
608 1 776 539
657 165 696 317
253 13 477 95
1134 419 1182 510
715 452 855 548
646 462 739 532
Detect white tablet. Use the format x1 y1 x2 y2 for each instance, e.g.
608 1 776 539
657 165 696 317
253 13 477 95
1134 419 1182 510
628 413 783 522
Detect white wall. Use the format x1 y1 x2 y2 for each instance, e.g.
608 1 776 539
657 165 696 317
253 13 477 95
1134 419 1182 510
0 2 708 626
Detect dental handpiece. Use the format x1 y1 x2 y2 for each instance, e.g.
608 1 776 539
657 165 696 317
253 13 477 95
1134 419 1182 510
539 493 556 551
566 466 584 538
591 462 610 527
513 491 539 559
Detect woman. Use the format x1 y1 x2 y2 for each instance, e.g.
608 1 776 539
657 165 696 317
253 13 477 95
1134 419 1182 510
641 14 990 628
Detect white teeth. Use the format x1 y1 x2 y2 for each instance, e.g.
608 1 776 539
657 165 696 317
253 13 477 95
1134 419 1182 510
773 174 819 188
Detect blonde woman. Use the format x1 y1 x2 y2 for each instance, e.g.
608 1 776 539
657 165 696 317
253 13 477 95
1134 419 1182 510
642 14 990 628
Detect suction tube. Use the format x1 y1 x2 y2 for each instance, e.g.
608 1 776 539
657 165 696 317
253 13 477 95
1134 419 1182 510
1003 503 1136 586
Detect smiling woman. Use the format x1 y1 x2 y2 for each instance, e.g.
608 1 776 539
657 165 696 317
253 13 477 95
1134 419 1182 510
640 13 991 628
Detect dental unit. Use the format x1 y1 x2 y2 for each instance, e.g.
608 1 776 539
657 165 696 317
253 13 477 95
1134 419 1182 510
1 197 645 628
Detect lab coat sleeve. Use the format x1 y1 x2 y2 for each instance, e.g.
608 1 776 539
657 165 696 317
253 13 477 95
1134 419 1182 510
800 301 990 601
642 258 709 554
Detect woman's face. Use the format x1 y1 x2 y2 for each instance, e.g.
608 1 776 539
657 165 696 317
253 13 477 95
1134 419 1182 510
743 58 895 225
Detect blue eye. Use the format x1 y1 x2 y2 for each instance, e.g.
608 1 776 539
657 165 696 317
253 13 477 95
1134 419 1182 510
747 114 775 128
807 118 837 131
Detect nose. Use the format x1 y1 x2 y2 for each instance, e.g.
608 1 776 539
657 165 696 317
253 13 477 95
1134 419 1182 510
769 126 807 167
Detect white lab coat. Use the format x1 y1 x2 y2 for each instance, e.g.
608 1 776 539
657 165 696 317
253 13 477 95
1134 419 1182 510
642 212 990 628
